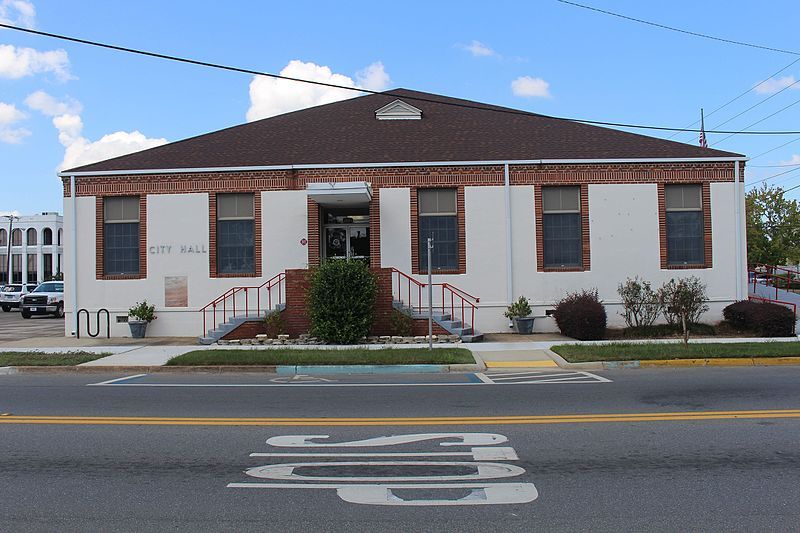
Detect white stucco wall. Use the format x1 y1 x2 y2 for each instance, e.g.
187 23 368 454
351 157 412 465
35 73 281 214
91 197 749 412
66 180 744 338
67 191 309 338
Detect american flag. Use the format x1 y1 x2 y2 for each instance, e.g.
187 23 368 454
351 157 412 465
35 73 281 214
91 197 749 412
699 108 707 148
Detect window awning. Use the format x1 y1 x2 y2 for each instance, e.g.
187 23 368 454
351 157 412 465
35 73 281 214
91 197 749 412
306 181 373 206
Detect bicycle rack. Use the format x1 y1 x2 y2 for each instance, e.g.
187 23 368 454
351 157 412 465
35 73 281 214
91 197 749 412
77 308 110 339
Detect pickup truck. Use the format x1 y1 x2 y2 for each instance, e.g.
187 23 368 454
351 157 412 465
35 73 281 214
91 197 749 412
1 283 37 312
20 281 64 318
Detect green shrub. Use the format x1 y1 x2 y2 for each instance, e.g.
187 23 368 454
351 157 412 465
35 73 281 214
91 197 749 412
390 309 414 336
264 310 286 338
723 300 795 337
504 296 532 319
128 300 156 322
658 277 709 344
308 260 377 344
553 288 607 340
617 276 661 328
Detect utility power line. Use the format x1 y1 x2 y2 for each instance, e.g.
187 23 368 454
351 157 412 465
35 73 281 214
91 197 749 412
710 77 800 131
3 21 800 137
746 166 800 188
711 95 800 145
556 0 800 56
666 57 800 140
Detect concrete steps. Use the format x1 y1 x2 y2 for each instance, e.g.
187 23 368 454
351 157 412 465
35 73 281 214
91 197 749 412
198 304 285 345
392 300 484 343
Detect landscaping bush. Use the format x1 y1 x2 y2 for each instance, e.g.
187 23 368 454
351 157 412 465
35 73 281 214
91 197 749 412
390 309 413 337
617 276 661 328
307 259 377 344
658 277 709 344
264 310 286 338
723 300 795 337
553 288 607 340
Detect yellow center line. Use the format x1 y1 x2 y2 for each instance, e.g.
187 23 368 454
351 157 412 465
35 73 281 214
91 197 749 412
1 409 800 426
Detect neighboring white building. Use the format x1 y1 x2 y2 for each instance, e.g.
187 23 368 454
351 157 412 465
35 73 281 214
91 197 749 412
0 212 64 286
58 89 748 340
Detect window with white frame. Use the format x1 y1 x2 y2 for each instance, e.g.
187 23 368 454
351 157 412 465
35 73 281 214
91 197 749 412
542 186 582 268
104 196 140 276
217 193 255 274
665 184 704 265
418 188 458 272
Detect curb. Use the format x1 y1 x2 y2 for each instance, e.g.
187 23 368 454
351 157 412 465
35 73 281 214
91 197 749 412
3 363 485 375
545 349 800 369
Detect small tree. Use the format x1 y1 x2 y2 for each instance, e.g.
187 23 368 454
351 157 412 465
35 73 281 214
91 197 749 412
307 259 377 344
658 277 709 344
617 276 661 328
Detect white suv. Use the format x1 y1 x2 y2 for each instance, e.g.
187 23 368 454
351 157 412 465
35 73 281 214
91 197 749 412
20 281 64 319
1 283 37 312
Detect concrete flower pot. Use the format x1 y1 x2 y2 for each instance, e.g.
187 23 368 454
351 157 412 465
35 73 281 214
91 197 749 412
128 320 148 339
512 317 535 335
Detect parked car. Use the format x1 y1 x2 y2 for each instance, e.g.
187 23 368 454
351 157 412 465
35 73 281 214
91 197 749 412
1 283 38 312
20 281 64 318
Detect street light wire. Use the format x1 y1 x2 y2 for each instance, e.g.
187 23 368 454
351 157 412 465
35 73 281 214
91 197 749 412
3 21 800 136
556 0 800 56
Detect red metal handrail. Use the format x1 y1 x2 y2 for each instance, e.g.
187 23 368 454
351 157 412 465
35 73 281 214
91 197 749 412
390 267 480 334
200 272 286 336
748 267 798 301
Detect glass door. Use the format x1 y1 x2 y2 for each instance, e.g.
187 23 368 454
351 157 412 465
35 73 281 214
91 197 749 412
322 207 370 261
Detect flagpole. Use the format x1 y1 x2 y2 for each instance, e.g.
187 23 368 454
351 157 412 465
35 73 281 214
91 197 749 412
699 108 707 148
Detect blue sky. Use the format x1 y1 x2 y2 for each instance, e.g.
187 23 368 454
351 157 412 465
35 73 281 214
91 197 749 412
2 0 800 215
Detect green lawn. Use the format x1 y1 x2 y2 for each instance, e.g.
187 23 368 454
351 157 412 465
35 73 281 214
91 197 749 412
0 351 109 366
166 348 475 366
552 342 800 363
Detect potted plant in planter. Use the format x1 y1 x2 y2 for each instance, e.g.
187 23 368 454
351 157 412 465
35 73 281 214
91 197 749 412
128 300 156 338
504 296 534 334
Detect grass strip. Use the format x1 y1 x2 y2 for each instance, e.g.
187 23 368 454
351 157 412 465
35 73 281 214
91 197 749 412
0 351 109 366
552 342 800 363
166 348 475 366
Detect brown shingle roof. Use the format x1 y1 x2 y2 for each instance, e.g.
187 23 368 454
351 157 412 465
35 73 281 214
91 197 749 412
65 88 744 173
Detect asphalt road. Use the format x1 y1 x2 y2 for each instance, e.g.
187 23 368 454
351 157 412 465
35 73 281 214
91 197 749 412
1 367 799 531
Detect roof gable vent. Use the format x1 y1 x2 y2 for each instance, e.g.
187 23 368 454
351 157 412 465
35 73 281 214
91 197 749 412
375 99 423 120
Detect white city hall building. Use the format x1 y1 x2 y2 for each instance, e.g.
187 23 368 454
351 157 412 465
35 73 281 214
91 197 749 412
0 212 64 286
59 89 748 341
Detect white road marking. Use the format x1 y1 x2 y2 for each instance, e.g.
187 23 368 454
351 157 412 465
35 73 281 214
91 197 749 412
249 447 519 461
270 375 337 383
478 370 611 384
266 433 508 448
87 374 148 386
227 482 539 506
245 461 526 482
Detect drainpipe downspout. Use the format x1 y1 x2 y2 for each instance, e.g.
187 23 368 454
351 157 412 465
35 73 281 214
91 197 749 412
734 161 743 301
70 174 78 336
504 163 513 325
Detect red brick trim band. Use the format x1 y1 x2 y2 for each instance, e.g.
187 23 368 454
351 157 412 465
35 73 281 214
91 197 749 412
209 192 262 279
410 186 466 275
95 195 147 280
64 162 740 198
535 184 591 272
658 182 713 270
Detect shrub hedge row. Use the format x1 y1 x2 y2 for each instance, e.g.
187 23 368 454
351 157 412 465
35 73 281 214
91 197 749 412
723 300 795 337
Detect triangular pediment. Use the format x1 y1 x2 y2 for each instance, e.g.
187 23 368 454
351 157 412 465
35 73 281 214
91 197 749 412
374 99 423 120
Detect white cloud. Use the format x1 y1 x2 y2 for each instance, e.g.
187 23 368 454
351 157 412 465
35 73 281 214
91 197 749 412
246 59 391 122
754 75 799 95
0 44 72 81
460 40 498 58
56 119 168 171
0 210 21 217
511 76 551 98
24 90 82 116
0 0 36 28
356 61 390 91
0 101 29 143
779 154 800 166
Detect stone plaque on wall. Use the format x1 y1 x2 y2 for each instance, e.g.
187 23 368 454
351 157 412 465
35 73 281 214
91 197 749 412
164 276 188 307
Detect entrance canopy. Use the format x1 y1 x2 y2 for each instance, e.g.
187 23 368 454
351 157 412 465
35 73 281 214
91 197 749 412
306 182 372 207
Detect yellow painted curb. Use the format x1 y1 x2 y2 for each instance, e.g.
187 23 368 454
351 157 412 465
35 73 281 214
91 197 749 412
638 357 800 367
485 360 559 368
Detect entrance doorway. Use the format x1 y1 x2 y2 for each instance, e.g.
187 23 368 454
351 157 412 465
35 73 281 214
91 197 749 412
322 208 370 261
